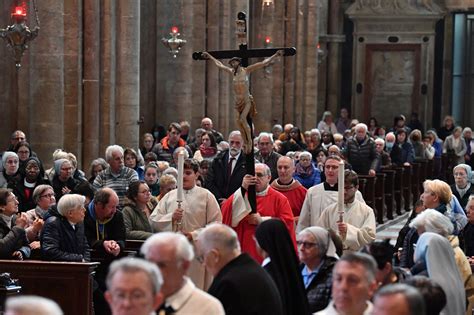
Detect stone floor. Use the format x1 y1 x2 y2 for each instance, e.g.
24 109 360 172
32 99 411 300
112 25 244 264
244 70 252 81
376 211 411 245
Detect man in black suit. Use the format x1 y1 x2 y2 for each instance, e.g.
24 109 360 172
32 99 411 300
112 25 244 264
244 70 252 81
205 131 247 204
196 223 283 315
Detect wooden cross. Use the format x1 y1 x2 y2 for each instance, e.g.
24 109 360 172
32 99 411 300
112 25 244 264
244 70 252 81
193 11 296 213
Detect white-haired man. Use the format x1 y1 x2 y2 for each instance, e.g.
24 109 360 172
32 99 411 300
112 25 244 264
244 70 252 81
344 123 378 176
205 130 247 204
105 257 164 315
255 132 281 181
93 145 138 207
221 163 295 263
5 295 63 315
141 232 224 315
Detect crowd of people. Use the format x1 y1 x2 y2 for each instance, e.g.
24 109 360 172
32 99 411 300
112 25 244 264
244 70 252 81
1 111 474 315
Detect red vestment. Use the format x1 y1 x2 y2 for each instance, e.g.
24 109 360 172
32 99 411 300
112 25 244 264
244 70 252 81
221 186 296 263
270 179 307 217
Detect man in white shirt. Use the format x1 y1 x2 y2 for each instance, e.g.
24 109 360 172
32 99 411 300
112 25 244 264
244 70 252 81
317 170 376 252
297 156 364 233
141 232 224 315
316 252 377 315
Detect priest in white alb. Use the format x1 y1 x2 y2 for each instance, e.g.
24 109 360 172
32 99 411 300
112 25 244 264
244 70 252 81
150 158 222 289
296 155 365 233
316 170 376 252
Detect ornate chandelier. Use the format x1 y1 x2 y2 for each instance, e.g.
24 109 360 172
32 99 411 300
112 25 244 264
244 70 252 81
0 0 40 68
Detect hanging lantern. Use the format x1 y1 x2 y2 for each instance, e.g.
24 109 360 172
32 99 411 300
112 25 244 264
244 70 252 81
0 1 40 68
161 26 186 58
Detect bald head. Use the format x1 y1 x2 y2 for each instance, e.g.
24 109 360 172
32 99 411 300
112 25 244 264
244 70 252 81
197 223 240 276
277 156 295 182
284 124 294 133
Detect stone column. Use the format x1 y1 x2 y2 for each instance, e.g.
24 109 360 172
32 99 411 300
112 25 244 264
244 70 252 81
28 0 65 162
326 0 342 115
139 0 157 135
0 1 17 147
82 0 99 168
283 0 297 125
115 0 140 148
100 0 116 153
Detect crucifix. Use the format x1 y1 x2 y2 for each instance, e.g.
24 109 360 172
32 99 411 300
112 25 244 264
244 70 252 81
193 11 296 213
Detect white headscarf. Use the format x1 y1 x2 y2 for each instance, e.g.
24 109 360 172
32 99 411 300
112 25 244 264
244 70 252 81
414 232 465 315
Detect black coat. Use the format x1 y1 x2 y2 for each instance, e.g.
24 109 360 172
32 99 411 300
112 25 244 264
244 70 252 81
0 215 30 259
208 253 283 315
83 205 126 255
451 184 474 211
303 257 337 313
8 176 50 212
41 208 90 262
205 150 247 201
345 136 379 175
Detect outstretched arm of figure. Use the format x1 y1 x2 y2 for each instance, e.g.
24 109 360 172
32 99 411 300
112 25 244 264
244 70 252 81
202 52 233 74
246 49 284 73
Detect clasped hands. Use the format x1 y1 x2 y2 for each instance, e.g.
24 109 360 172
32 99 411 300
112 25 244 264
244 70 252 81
103 240 120 256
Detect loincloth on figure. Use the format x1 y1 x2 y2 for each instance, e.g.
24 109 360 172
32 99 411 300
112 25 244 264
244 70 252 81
235 95 257 118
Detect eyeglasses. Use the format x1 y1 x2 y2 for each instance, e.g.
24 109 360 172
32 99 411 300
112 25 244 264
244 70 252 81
454 172 467 177
110 290 148 304
40 193 55 199
296 241 318 249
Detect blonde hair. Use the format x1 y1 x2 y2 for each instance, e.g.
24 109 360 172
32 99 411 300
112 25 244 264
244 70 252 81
423 180 452 204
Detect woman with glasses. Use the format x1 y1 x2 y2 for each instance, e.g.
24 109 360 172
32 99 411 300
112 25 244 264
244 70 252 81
51 159 81 201
24 184 55 246
0 188 30 260
122 181 155 240
255 219 311 315
9 157 49 213
13 141 33 172
297 226 338 313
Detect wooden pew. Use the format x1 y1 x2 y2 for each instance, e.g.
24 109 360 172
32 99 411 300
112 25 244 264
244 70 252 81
402 164 412 211
392 167 404 215
375 173 386 224
125 240 145 255
358 175 376 213
381 169 395 220
0 260 98 315
426 159 434 179
410 162 420 205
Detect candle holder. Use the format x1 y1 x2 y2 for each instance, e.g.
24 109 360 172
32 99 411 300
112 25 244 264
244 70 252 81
161 26 186 58
0 1 40 68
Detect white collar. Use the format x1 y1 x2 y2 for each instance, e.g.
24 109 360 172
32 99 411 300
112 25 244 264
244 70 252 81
261 257 271 267
256 186 270 196
165 277 194 312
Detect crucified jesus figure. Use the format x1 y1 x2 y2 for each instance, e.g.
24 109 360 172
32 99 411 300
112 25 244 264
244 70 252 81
202 50 284 154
